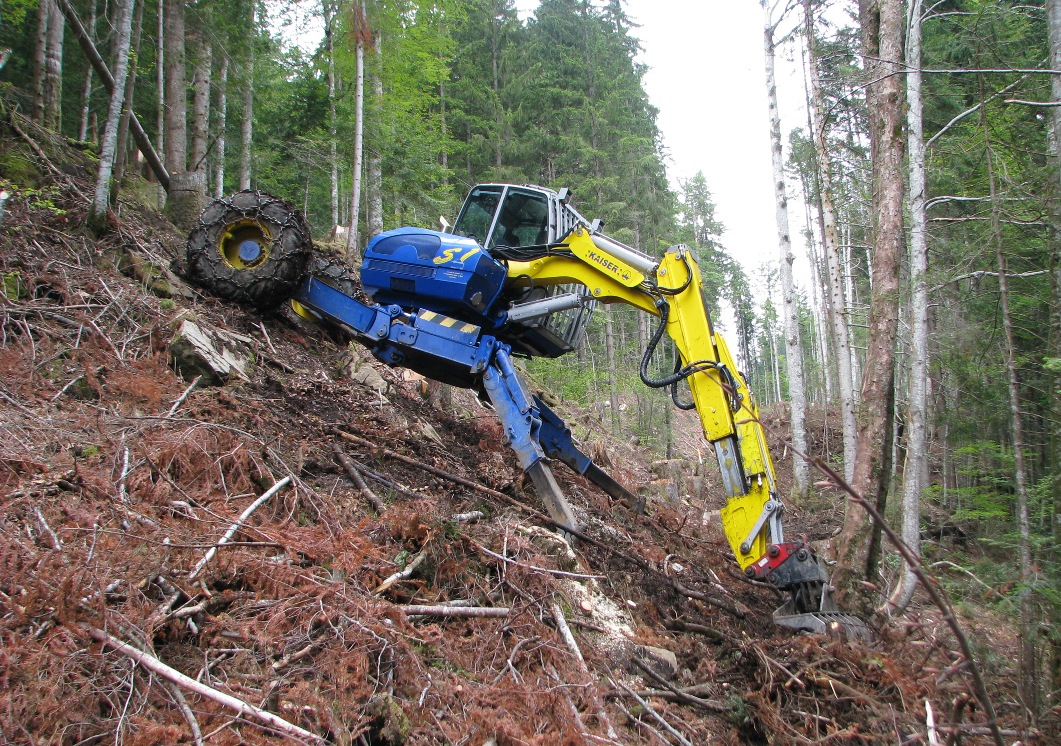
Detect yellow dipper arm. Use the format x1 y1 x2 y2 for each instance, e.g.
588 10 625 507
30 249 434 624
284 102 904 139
505 231 780 569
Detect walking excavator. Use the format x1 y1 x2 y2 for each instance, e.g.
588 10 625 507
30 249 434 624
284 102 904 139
185 184 867 638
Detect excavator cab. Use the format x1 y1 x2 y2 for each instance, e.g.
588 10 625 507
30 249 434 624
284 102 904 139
453 184 596 358
454 183 577 250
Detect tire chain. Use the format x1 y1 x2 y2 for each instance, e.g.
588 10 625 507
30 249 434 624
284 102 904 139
186 190 313 309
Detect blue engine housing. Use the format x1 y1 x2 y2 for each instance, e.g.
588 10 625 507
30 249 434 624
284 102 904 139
360 227 507 326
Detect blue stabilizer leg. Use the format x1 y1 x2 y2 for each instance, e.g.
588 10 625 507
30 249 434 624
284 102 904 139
534 397 645 513
483 348 579 532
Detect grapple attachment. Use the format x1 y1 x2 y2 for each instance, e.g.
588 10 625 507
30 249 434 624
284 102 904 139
746 537 872 641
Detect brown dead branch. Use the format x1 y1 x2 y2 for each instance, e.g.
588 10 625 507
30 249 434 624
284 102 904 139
335 428 512 503
615 680 694 746
349 460 431 500
332 444 385 513
82 626 324 744
631 658 730 713
663 618 726 643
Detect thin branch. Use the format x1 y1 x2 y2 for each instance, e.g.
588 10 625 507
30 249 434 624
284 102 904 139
473 541 606 580
397 605 510 618
332 444 385 513
187 476 292 581
167 376 201 417
926 76 1027 149
374 549 429 595
83 626 324 744
34 507 62 550
615 680 694 746
1004 98 1061 106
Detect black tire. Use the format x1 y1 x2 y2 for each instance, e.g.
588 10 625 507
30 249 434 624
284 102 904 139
186 190 313 309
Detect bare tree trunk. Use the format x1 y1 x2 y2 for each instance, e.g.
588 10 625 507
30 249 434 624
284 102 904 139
190 34 213 181
239 2 254 191
346 1 367 262
163 0 186 176
979 82 1038 720
834 0 905 616
325 1 339 228
804 1 857 483
891 0 926 615
111 0 145 200
89 0 135 230
367 31 384 240
214 54 228 198
604 309 620 433
43 0 65 131
163 0 204 229
33 0 50 123
1047 0 1061 708
78 0 98 142
156 0 164 191
764 0 809 496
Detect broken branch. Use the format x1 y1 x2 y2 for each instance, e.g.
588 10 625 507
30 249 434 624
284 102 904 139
332 444 385 513
398 604 510 618
83 626 323 744
187 475 291 581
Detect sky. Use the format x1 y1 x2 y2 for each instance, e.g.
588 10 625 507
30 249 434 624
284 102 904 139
513 1 814 286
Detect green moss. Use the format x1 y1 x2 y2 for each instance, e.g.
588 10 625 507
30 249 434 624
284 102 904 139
2 272 25 300
0 151 43 190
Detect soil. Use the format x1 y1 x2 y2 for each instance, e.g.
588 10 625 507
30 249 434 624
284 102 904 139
0 114 1047 745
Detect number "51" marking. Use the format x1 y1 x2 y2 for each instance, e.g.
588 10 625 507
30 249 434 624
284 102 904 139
433 247 480 265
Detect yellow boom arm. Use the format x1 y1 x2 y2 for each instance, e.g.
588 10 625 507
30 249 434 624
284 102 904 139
505 227 781 569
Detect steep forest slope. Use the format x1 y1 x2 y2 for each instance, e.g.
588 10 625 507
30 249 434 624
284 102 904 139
0 117 1041 744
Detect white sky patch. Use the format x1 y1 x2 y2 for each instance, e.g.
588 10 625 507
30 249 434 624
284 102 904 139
513 1 822 314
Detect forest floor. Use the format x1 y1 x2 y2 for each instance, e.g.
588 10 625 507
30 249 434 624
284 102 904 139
0 114 1051 745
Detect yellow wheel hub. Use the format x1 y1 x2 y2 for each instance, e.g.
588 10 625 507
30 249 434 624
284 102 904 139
218 220 272 270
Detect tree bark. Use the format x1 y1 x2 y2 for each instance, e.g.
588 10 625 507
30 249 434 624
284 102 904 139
804 1 858 483
190 32 212 182
833 0 905 616
163 0 186 176
764 0 809 496
89 0 135 230
367 31 384 239
111 0 145 200
214 54 228 198
1047 0 1061 708
346 1 367 262
33 0 50 123
156 0 165 188
163 0 202 228
43 0 65 131
78 0 98 142
239 1 254 191
325 1 339 227
891 0 926 615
